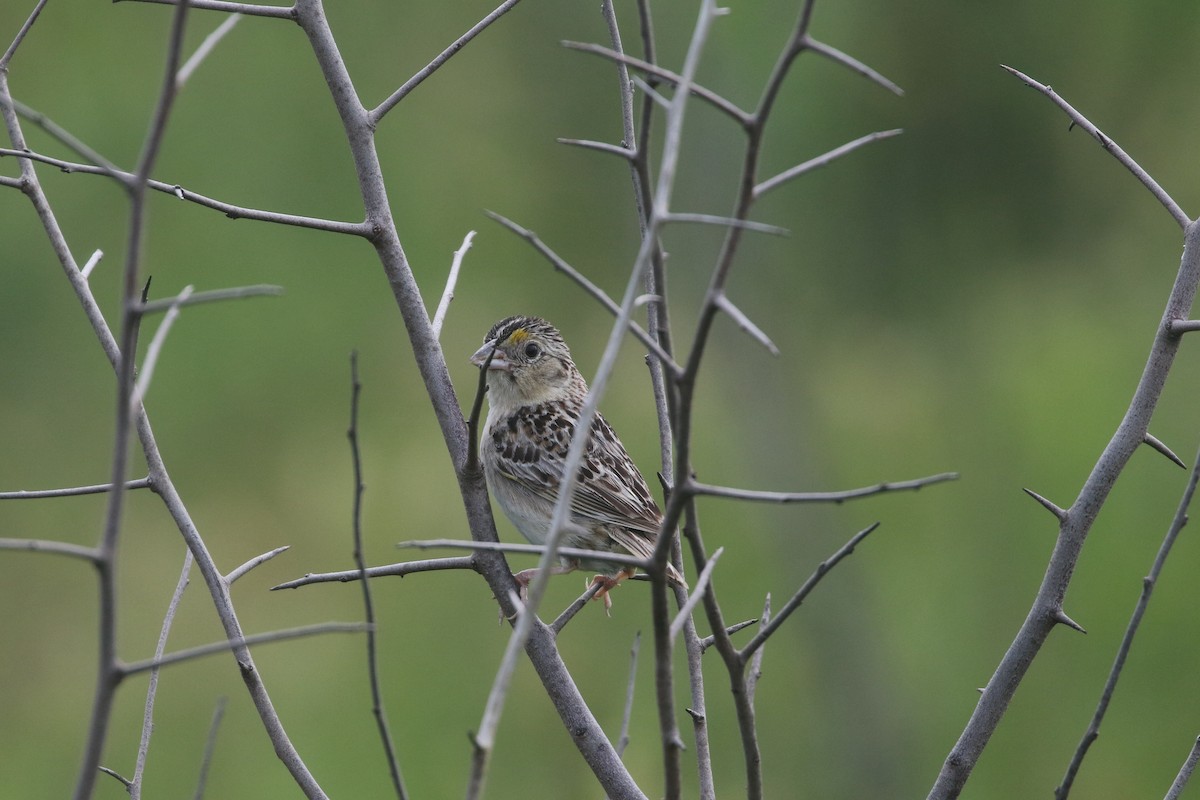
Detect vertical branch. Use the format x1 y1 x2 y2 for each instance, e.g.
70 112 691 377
347 353 409 800
74 3 193 798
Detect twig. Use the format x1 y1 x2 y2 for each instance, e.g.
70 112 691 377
398 538 646 570
548 580 606 634
697 618 759 654
484 210 680 374
270 556 476 590
132 285 194 409
1165 736 1200 800
431 230 475 340
177 13 243 87
120 622 369 675
138 284 283 314
1056 441 1200 798
224 545 290 585
11 99 120 174
557 137 634 159
0 477 152 499
0 538 101 561
0 0 49 69
192 697 227 800
116 0 295 19
562 40 752 127
688 472 958 504
754 128 903 197
803 37 904 96
347 353 408 800
371 0 524 123
1000 65 1189 229
745 594 770 707
131 551 194 800
616 632 641 757
668 547 723 642
662 212 789 237
741 522 881 661
714 294 779 356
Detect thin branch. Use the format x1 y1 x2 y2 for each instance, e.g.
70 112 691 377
178 13 243 86
668 546 723 642
741 522 881 661
1056 441 1200 798
81 249 104 279
485 210 681 374
224 545 290 585
714 293 779 356
139 283 283 314
347 353 408 800
557 137 635 159
754 128 903 198
803 37 904 96
744 594 771 706
431 230 475 341
1165 736 1200 800
131 551 194 800
688 472 958 504
132 285 194 409
399 538 646 570
563 40 752 128
662 212 789 237
115 0 296 19
1000 65 1189 229
120 622 369 676
697 618 759 654
192 697 227 800
1168 319 1200 335
0 477 151 499
548 580 606 634
270 556 476 590
615 632 641 758
0 0 50 69
0 537 101 562
0 147 369 234
10 99 121 174
371 0 524 123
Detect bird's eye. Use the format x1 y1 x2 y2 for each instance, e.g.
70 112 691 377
524 342 541 359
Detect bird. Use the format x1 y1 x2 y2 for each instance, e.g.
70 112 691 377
470 315 686 610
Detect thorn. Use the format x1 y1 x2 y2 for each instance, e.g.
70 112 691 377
976 687 985 694
140 275 153 304
1022 488 1067 522
1054 609 1087 634
1143 432 1187 469
685 707 705 723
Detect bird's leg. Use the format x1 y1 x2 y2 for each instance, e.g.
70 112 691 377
588 568 636 616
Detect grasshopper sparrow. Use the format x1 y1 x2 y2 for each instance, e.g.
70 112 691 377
470 315 686 608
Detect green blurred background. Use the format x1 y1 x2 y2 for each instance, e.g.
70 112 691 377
3 1 1200 797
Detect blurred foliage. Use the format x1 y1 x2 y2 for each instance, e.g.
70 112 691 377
2 1 1200 798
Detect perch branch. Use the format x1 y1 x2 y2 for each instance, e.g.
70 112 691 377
271 556 476 590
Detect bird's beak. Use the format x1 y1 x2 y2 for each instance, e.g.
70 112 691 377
470 342 512 372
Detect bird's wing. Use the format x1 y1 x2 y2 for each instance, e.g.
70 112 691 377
488 405 663 536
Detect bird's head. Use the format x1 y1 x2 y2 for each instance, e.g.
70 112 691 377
470 316 582 408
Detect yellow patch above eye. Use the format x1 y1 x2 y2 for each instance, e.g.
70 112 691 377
507 328 530 344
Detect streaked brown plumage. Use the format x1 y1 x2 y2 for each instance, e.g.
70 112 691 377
470 315 685 607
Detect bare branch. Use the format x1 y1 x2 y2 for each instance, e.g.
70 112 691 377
371 0 524 123
192 697 227 800
431 230 475 341
485 211 681 375
714 294 779 356
132 552 194 800
138 284 283 314
1000 65 1189 229
556 137 635 159
115 0 296 19
1056 442 1200 797
803 37 904 96
754 128 903 198
741 522 882 661
745 594 771 706
398 538 646 571
548 580 606 634
225 545 290 585
0 477 151 500
120 622 369 676
132 285 194 409
669 547 723 642
10 99 120 173
0 0 49 69
562 40 752 128
1165 736 1200 800
271 556 476 590
81 249 104 279
688 472 958 504
1168 319 1200 335
662 212 789 237
616 632 641 757
177 13 243 87
0 537 101 562
697 618 759 654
